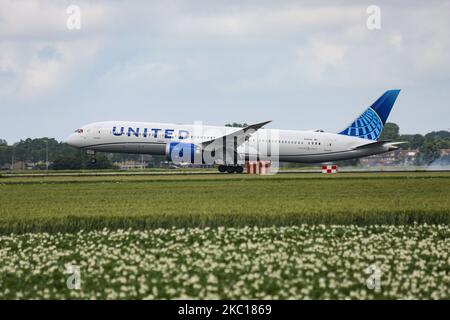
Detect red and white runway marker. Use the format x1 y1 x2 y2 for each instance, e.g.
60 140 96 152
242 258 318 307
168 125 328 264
322 165 338 174
247 161 271 175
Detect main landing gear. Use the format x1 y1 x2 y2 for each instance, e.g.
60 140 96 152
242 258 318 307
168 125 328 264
86 150 97 164
218 165 244 174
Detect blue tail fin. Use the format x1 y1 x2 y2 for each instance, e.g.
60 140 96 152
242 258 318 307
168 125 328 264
339 89 401 140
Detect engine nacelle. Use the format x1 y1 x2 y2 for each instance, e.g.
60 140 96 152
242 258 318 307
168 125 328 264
166 142 203 164
166 142 244 165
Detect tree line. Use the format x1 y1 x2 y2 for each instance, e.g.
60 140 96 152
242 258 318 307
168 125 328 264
0 138 116 170
380 123 450 165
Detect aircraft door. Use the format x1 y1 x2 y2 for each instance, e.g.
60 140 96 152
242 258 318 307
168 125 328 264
323 138 333 152
92 126 102 141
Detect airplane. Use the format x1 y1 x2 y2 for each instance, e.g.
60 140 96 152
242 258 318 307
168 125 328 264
66 90 402 173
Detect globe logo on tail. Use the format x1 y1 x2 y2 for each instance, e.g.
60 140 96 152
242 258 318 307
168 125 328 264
340 107 384 140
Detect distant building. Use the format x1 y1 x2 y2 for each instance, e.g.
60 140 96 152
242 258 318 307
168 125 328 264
11 161 26 170
179 163 214 169
159 161 213 169
27 161 48 170
10 161 49 170
114 160 147 170
1 163 12 170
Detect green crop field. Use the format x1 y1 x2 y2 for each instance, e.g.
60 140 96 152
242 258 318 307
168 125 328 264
0 172 450 233
0 171 449 299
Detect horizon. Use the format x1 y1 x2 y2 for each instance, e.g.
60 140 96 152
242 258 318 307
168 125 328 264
3 121 450 146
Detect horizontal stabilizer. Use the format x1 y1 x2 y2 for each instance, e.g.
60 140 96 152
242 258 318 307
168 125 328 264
354 140 407 150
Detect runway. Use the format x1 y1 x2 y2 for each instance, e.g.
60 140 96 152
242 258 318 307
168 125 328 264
1 166 449 178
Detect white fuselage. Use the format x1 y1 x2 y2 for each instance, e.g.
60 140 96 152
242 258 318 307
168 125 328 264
66 121 394 163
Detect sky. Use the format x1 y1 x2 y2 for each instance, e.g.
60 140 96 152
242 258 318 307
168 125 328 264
1 0 450 144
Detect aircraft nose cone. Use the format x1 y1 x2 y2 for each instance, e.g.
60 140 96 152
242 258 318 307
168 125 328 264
66 134 79 147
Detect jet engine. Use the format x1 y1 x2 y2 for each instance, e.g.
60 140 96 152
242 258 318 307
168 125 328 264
165 142 204 164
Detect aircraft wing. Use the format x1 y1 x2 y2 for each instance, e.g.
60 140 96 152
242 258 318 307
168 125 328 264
201 120 272 148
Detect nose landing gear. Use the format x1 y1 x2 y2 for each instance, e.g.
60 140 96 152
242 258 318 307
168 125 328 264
86 150 97 164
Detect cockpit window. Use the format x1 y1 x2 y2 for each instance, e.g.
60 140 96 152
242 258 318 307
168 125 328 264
74 129 84 133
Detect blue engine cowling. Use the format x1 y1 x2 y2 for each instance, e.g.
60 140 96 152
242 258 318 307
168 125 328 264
166 142 203 164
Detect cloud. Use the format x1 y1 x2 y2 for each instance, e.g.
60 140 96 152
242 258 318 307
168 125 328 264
296 41 348 83
19 40 99 99
0 0 113 101
1 0 450 143
0 39 100 101
168 4 364 36
219 2 450 91
1 0 450 103
99 61 183 89
0 0 115 40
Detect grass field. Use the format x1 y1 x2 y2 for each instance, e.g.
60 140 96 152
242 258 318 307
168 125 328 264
1 172 450 233
0 171 449 299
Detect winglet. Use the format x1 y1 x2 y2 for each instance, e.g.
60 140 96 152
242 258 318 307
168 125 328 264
201 120 272 147
243 120 272 132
